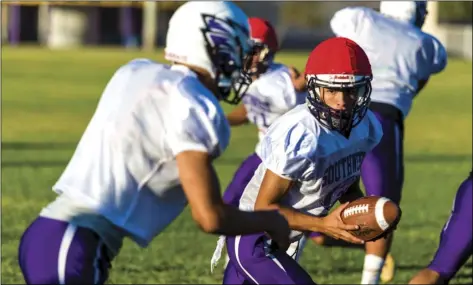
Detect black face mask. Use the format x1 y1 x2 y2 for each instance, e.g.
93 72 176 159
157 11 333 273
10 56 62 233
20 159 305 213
306 77 372 138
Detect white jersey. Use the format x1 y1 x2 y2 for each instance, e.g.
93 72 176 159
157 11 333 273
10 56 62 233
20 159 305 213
330 7 447 118
40 59 230 253
242 63 307 156
238 104 383 241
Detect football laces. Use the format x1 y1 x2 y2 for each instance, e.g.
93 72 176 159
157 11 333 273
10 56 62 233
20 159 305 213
343 204 370 218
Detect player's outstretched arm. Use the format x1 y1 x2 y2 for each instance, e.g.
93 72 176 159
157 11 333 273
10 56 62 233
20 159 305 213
176 150 290 249
255 169 364 244
254 169 321 231
226 104 249 126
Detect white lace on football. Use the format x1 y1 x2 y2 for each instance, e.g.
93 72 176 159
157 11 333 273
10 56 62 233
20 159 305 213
343 204 369 218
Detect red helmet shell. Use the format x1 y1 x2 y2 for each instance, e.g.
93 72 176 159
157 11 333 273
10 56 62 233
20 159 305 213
305 37 372 87
249 17 279 53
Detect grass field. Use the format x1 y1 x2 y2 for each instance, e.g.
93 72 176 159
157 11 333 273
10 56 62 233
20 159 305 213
2 46 472 284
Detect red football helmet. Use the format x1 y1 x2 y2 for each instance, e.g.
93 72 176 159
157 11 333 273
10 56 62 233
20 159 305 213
248 17 279 76
304 37 372 137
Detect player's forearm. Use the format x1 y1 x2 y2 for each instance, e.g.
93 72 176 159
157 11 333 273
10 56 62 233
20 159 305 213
255 203 323 233
202 204 284 236
226 114 249 126
226 105 249 126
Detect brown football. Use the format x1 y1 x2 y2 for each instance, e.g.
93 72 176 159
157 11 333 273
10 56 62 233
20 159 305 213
340 196 402 242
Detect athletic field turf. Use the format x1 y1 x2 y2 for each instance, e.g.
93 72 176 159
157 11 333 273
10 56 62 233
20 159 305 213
2 47 472 284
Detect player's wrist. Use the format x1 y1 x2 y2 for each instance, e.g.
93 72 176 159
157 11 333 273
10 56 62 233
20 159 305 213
259 209 286 232
308 216 326 232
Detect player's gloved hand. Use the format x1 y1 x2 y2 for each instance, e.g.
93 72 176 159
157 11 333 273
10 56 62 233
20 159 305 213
265 211 291 252
319 202 365 244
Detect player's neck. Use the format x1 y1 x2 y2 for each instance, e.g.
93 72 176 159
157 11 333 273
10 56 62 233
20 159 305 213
174 63 219 96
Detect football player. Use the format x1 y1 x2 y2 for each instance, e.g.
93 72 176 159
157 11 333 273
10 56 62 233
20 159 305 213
211 37 384 284
303 2 448 283
17 2 292 284
409 173 472 285
215 17 307 268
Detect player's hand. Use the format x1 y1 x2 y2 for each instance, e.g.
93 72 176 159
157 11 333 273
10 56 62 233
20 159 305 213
265 211 291 252
289 66 306 92
319 202 365 244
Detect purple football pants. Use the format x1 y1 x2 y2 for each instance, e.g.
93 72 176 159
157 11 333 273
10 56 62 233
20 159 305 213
427 173 472 281
223 152 262 206
18 217 111 284
222 153 315 284
361 109 404 204
224 233 315 284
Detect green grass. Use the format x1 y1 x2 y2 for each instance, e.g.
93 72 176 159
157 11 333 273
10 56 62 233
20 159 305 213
1 46 472 284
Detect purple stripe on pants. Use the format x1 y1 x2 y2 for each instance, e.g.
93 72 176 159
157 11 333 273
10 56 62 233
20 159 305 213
224 233 315 284
18 216 111 284
223 153 262 206
428 173 472 281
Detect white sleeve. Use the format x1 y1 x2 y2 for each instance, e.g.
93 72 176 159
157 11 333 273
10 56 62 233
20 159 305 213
165 89 225 157
431 37 448 74
330 7 364 38
166 107 218 156
259 121 315 181
416 35 448 79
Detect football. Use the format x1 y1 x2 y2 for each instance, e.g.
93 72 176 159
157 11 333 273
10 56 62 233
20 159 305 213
340 196 402 242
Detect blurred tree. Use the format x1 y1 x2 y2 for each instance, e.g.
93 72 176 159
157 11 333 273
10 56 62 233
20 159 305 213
279 1 378 29
438 1 472 24
158 1 184 12
280 2 326 28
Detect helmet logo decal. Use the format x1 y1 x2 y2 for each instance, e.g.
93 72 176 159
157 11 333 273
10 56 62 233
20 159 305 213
202 15 238 55
200 14 252 105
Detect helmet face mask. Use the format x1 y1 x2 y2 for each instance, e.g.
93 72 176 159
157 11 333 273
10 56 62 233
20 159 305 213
247 41 274 78
306 76 372 138
247 17 279 79
201 14 253 105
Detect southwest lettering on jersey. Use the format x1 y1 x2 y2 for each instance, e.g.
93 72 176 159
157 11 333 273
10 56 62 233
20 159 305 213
314 152 366 211
322 151 366 187
316 175 359 211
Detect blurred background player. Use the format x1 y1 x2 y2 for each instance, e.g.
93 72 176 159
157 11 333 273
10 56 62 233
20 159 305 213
214 17 308 269
17 2 293 284
212 37 384 284
409 172 472 285
300 1 448 284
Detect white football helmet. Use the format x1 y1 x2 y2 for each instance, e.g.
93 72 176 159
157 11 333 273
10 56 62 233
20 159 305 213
379 1 428 28
165 1 253 104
